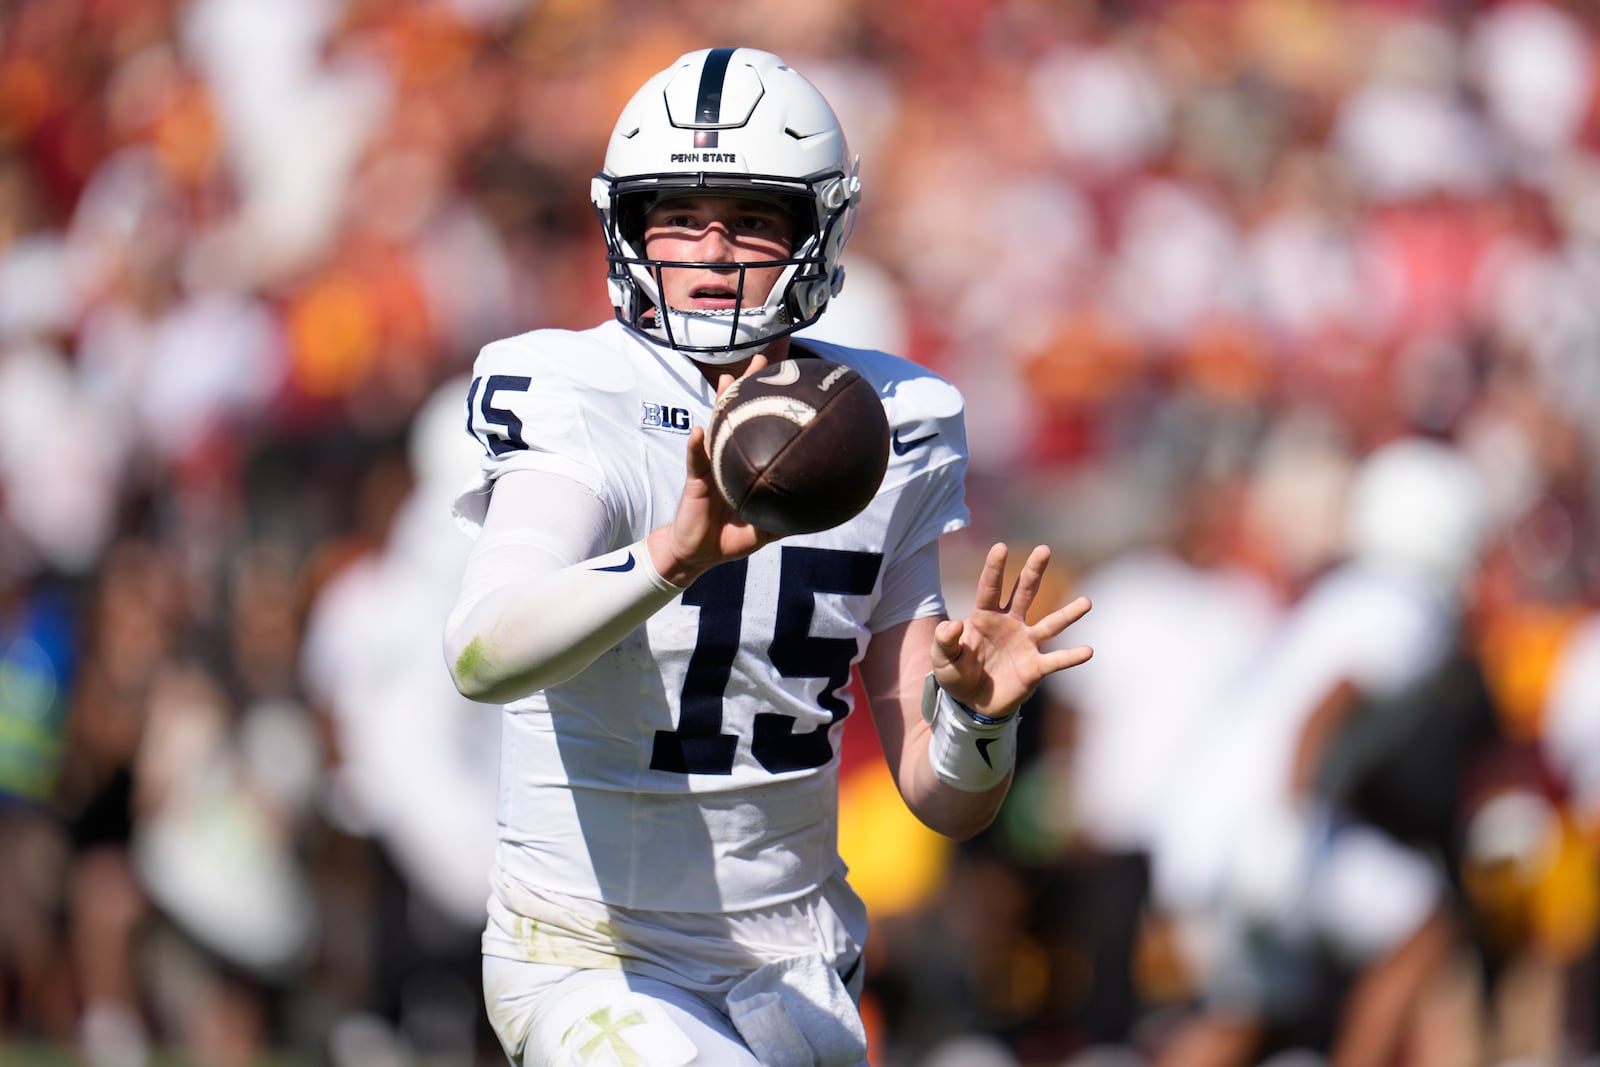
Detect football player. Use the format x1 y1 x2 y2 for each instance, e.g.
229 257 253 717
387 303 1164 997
443 47 1092 1067
1147 437 1494 1067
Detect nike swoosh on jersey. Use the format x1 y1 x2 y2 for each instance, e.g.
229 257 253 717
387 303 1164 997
892 429 938 455
976 737 996 768
591 552 636 573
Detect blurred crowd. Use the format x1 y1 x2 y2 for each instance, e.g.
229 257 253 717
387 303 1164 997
4 0 1600 1065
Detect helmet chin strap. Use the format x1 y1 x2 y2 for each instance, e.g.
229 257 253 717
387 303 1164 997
694 340 773 367
640 300 793 364
655 309 777 362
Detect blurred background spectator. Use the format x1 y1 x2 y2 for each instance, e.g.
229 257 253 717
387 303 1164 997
4 1 1600 1065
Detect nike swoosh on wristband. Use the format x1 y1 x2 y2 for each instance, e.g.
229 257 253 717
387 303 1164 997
591 553 636 573
892 429 938 455
975 737 996 768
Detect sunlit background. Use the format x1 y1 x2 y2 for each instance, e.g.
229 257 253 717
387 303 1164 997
3 1 1600 1065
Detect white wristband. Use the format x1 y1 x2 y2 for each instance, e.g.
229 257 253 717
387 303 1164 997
921 673 1019 793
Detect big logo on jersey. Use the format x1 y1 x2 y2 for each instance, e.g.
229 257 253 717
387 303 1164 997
642 402 692 433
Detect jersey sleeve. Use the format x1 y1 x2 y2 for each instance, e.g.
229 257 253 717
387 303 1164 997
798 337 972 578
453 334 611 536
878 366 971 561
866 537 946 633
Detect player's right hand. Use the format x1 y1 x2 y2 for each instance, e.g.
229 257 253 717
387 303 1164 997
646 356 784 586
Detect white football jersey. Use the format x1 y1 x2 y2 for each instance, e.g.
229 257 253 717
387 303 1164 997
1152 561 1457 917
455 320 969 916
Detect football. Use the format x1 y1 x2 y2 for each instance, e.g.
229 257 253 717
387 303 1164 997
708 358 891 536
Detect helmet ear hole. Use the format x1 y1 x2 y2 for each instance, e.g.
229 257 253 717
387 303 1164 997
615 195 651 248
778 195 814 247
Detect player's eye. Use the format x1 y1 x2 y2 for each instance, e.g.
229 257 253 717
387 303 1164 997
739 213 795 237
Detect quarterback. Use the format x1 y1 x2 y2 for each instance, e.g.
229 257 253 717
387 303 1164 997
443 47 1092 1067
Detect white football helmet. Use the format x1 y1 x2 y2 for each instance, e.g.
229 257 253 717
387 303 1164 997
1345 436 1492 596
591 47 861 363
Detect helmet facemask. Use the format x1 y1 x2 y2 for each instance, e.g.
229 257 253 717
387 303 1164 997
594 172 857 363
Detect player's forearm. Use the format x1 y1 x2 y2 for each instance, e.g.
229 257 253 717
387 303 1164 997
444 540 683 703
863 636 1016 840
644 525 722 588
898 737 1013 840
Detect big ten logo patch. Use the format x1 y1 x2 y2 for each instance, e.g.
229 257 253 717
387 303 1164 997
642 403 692 433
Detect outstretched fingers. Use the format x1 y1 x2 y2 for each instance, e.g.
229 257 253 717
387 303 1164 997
1005 544 1052 620
1038 641 1094 675
1029 594 1093 643
973 543 1010 612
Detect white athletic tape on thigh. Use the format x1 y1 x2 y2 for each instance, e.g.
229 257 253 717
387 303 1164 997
726 954 867 1067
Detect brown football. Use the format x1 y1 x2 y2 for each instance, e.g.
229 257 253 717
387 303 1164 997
708 358 890 536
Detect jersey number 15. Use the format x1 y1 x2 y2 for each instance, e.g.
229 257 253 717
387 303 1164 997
651 547 882 776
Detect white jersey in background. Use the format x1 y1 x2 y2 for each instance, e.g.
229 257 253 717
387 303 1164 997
1151 561 1458 993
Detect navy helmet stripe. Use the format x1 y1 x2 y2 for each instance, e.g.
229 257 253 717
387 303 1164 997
694 47 735 148
695 48 735 125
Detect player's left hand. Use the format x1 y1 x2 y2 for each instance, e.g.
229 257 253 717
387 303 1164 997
931 542 1092 719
